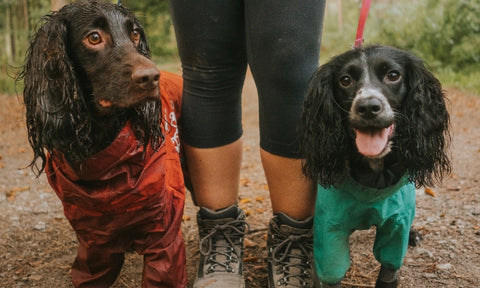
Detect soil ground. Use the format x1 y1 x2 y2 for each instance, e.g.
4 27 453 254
0 70 479 287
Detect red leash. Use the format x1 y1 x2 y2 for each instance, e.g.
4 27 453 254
354 0 371 48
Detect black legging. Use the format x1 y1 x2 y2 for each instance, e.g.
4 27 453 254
169 0 325 158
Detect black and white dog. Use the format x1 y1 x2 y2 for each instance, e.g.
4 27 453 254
299 45 451 287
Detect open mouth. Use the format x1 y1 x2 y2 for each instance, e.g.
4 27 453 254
354 124 395 157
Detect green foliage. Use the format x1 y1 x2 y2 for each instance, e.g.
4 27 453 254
369 0 480 72
0 72 17 95
1 0 479 94
121 0 178 60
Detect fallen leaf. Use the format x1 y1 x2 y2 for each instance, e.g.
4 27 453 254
424 187 437 197
239 198 251 204
28 260 43 267
243 256 259 262
10 186 30 193
259 184 269 191
255 196 264 202
244 238 257 248
6 191 16 202
28 275 43 281
255 208 267 214
240 178 251 187
182 215 191 221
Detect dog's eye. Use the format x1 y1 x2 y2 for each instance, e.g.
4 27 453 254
385 71 401 83
339 75 353 88
86 32 102 45
131 29 141 43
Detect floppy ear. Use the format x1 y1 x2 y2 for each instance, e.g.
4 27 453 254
396 54 451 187
299 63 350 186
19 11 89 175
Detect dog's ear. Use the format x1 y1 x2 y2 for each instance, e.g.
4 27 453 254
299 63 350 186
19 10 89 175
397 54 451 187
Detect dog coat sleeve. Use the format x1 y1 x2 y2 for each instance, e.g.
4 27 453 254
313 175 416 284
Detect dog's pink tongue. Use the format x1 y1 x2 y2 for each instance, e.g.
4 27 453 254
355 124 394 157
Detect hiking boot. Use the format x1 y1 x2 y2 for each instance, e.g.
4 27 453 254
267 213 315 288
193 205 249 288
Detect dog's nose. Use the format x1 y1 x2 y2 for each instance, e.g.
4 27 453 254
132 67 160 88
355 97 383 119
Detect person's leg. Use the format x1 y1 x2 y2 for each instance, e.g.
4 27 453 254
183 140 242 210
245 0 325 217
261 149 315 218
245 0 325 286
169 0 246 211
169 1 248 286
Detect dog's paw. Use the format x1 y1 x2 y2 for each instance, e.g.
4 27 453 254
408 227 422 247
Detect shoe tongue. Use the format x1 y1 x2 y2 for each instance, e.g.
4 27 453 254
199 205 239 220
273 213 313 287
354 124 394 157
275 213 313 230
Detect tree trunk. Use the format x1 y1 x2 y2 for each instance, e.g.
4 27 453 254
337 0 343 33
4 3 14 63
23 0 30 32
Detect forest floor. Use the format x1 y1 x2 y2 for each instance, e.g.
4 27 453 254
0 70 479 287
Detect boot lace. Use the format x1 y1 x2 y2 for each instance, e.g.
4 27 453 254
199 219 249 274
271 230 313 287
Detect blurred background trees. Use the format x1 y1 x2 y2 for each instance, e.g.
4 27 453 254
1 0 479 94
322 0 480 92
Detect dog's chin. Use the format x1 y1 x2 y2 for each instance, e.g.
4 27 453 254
96 89 160 114
354 124 395 158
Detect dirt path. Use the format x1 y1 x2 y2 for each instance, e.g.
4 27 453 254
0 71 479 287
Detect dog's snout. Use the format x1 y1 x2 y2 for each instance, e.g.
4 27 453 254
355 97 383 119
132 67 160 88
